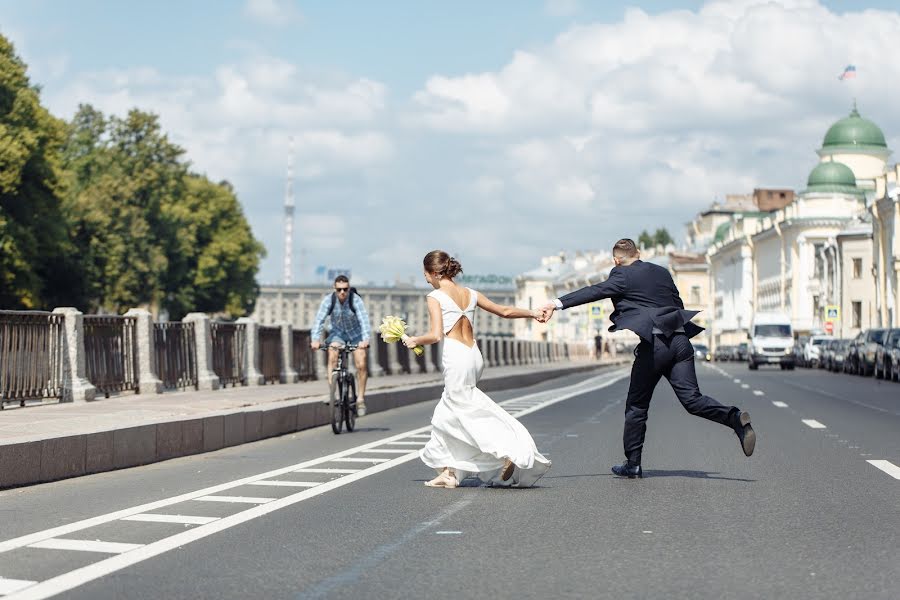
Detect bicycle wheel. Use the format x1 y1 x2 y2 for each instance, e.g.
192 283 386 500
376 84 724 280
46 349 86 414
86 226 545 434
329 378 343 434
344 375 357 432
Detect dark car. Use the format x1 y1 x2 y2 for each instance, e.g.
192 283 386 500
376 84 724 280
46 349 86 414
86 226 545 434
876 328 900 381
858 329 888 377
736 342 749 362
845 332 864 374
828 339 850 372
693 343 711 362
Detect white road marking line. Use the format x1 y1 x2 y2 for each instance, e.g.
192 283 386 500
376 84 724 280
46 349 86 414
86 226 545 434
772 401 788 408
802 419 826 429
753 390 764 396
28 539 143 554
0 579 37 595
566 434 578 438
733 379 741 383
330 457 390 464
0 369 631 600
741 384 749 389
381 441 427 446
194 496 276 504
247 481 321 488
120 514 218 525
358 449 413 454
293 468 359 474
434 531 462 535
866 460 900 480
642 531 653 534
408 434 431 439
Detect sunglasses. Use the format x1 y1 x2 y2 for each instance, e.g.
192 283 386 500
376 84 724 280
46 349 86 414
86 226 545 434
335 287 350 293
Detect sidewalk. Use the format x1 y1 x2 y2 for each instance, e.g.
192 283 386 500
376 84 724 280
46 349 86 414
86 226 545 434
0 359 629 489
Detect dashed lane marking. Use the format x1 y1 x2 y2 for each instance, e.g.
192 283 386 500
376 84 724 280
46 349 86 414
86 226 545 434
867 460 900 480
28 540 143 554
120 514 218 525
194 496 276 504
802 419 827 429
247 481 322 488
753 390 764 396
741 384 750 389
0 579 37 595
772 401 788 408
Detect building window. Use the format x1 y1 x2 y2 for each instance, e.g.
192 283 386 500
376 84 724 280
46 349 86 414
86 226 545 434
852 301 862 328
690 286 701 305
852 258 862 279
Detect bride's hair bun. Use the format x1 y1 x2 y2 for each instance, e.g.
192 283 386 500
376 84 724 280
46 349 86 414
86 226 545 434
423 250 464 279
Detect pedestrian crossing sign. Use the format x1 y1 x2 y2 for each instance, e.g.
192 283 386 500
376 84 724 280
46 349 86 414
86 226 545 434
589 303 605 320
825 305 840 320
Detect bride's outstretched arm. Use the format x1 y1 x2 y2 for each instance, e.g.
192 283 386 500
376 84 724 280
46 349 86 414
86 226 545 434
404 296 443 348
476 292 542 320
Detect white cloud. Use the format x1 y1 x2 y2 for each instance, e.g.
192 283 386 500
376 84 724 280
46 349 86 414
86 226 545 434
22 1 900 286
243 0 303 27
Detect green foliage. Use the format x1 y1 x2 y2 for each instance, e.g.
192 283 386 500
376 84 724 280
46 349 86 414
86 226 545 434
637 228 674 249
0 35 72 309
0 33 263 316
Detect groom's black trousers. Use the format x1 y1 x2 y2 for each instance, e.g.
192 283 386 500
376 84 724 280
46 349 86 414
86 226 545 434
624 333 736 465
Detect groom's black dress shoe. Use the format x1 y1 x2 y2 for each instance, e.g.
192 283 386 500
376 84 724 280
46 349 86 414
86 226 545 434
732 410 756 457
611 462 643 479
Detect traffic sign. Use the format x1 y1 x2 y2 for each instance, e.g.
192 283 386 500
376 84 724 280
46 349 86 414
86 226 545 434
825 305 840 320
589 303 605 320
824 321 834 334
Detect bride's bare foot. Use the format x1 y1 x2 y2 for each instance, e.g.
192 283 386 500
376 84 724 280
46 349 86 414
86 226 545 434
500 458 515 481
424 468 457 488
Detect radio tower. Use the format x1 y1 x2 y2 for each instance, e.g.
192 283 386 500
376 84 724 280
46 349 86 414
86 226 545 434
282 136 295 286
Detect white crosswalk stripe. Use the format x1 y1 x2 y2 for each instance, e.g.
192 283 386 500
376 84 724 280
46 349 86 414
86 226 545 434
28 539 143 554
121 514 219 525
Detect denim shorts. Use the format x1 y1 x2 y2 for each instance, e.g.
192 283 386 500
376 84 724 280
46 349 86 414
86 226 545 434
325 331 364 347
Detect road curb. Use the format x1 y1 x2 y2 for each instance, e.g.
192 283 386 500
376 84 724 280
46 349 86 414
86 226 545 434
0 362 625 490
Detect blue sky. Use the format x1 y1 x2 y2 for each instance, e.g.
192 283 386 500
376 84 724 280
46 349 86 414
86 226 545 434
3 0 899 286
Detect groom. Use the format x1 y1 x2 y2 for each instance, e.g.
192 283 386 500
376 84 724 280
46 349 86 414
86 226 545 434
540 238 755 478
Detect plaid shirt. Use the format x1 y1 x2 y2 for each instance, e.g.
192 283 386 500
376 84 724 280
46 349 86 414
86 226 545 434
311 292 371 342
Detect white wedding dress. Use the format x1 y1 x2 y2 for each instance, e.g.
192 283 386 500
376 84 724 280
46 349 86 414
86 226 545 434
419 288 551 487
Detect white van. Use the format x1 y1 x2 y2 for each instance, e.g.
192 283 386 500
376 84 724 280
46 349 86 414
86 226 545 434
748 313 795 371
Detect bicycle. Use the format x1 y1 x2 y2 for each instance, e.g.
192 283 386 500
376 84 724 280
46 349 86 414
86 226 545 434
319 344 358 434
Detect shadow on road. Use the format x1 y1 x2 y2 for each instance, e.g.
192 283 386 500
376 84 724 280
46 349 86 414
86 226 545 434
642 469 755 482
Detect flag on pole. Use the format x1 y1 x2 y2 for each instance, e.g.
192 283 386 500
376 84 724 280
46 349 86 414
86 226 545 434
838 65 856 80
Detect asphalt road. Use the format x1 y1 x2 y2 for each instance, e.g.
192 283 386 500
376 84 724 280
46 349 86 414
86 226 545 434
0 361 898 599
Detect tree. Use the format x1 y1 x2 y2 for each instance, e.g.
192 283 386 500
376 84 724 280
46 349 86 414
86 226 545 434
638 230 654 249
653 227 674 247
163 175 265 319
0 34 72 309
61 106 182 313
62 105 264 318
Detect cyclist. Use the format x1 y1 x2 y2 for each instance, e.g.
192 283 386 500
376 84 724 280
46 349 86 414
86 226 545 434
310 275 371 416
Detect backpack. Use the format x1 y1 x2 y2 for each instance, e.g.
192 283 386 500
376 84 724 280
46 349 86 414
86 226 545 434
327 287 358 316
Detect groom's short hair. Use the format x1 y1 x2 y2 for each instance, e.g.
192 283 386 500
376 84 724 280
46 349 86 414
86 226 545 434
613 238 639 258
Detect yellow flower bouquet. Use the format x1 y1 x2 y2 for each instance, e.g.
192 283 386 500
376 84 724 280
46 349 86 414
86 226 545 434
378 315 425 356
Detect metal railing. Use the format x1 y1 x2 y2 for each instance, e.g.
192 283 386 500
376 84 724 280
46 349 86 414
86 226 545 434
0 311 65 408
211 322 246 387
83 315 139 398
153 322 197 390
258 326 282 384
291 329 317 380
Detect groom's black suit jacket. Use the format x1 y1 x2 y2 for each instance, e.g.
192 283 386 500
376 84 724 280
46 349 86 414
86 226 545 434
558 260 703 343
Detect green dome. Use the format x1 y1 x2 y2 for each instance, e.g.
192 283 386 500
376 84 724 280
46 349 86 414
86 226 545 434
804 161 863 197
821 106 887 151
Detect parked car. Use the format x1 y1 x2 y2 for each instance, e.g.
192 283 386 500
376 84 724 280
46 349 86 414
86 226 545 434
803 335 832 368
858 329 888 377
844 332 863 374
875 328 900 381
736 342 749 362
821 338 838 371
693 343 711 362
714 345 731 361
889 330 900 382
828 339 849 372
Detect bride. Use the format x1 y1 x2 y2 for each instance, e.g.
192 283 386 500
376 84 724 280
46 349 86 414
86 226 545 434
402 250 552 488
